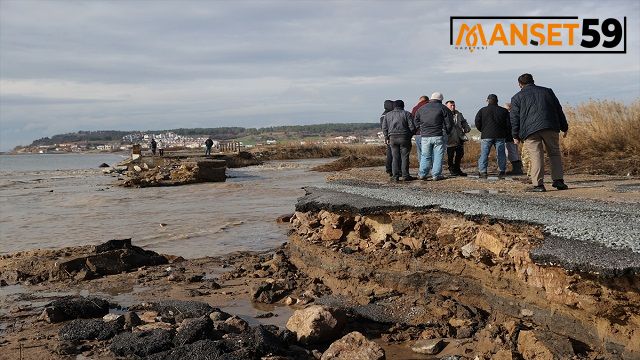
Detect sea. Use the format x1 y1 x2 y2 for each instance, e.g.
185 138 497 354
0 153 328 258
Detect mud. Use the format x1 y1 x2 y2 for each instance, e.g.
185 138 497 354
287 194 640 359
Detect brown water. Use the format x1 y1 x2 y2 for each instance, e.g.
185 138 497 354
0 159 329 257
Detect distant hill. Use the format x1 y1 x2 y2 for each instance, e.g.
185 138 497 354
28 123 381 147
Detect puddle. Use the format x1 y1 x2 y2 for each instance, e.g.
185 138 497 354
220 298 292 328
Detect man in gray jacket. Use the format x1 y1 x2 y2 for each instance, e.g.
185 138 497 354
382 100 416 181
445 100 471 176
510 73 569 192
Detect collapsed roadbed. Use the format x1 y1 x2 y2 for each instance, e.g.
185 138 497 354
287 186 640 359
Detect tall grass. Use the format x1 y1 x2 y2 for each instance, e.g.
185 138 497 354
562 99 639 175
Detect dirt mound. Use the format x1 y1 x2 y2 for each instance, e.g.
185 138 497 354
311 155 385 172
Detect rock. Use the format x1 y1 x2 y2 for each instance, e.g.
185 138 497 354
321 331 385 360
286 305 344 344
132 300 215 323
136 322 175 331
321 226 344 242
520 308 534 317
212 315 250 334
54 340 82 355
399 237 424 252
134 165 142 172
40 296 110 323
140 311 159 323
252 281 286 304
103 313 121 322
124 311 143 329
200 279 222 289
363 214 393 243
517 330 575 360
145 339 226 360
55 239 167 280
209 310 231 322
59 318 123 340
411 338 446 355
460 242 478 258
0 279 7 287
98 163 110 168
110 329 175 358
284 296 297 305
474 230 506 257
174 316 218 346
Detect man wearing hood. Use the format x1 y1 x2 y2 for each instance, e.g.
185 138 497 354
382 100 416 181
414 92 454 181
379 100 394 176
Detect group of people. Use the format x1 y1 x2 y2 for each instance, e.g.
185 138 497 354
381 73 569 192
149 138 165 156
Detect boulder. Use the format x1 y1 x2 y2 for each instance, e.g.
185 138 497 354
251 281 286 304
110 329 175 358
174 316 218 346
411 338 445 355
145 339 226 360
286 305 344 344
517 330 575 360
40 296 110 323
98 163 110 168
59 318 123 340
474 230 506 257
321 331 385 360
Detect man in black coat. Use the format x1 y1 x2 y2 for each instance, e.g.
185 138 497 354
475 94 510 178
510 73 569 192
382 100 416 181
379 100 395 177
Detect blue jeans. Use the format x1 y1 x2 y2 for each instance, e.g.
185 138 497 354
419 136 445 178
478 138 506 173
414 135 422 161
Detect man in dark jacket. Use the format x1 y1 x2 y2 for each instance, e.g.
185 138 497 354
205 137 214 156
445 100 471 176
414 92 453 181
475 94 510 178
411 95 429 162
150 138 157 156
382 100 416 181
379 100 395 176
510 73 569 192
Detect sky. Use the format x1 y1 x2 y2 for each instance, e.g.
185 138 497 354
1 0 639 151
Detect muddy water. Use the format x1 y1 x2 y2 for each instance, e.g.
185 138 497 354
0 159 330 257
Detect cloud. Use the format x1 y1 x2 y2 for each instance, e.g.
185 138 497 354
0 0 639 151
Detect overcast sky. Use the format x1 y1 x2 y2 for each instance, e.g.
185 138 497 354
1 0 638 151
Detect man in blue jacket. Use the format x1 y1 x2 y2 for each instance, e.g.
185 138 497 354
510 73 569 192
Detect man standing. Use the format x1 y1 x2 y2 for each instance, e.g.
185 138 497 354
382 100 416 182
411 95 429 163
150 138 157 156
503 103 524 175
445 100 471 176
475 94 510 178
414 92 453 181
510 73 569 192
205 137 214 156
157 139 165 157
380 100 395 177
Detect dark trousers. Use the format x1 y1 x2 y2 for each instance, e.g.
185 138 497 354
447 145 464 171
159 149 164 156
389 135 411 178
385 144 393 174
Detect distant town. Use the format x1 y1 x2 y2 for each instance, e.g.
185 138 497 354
11 124 386 154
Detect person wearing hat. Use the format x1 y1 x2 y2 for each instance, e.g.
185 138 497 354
414 92 454 181
510 73 569 192
474 94 510 178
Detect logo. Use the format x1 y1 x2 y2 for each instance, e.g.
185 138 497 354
450 16 627 53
